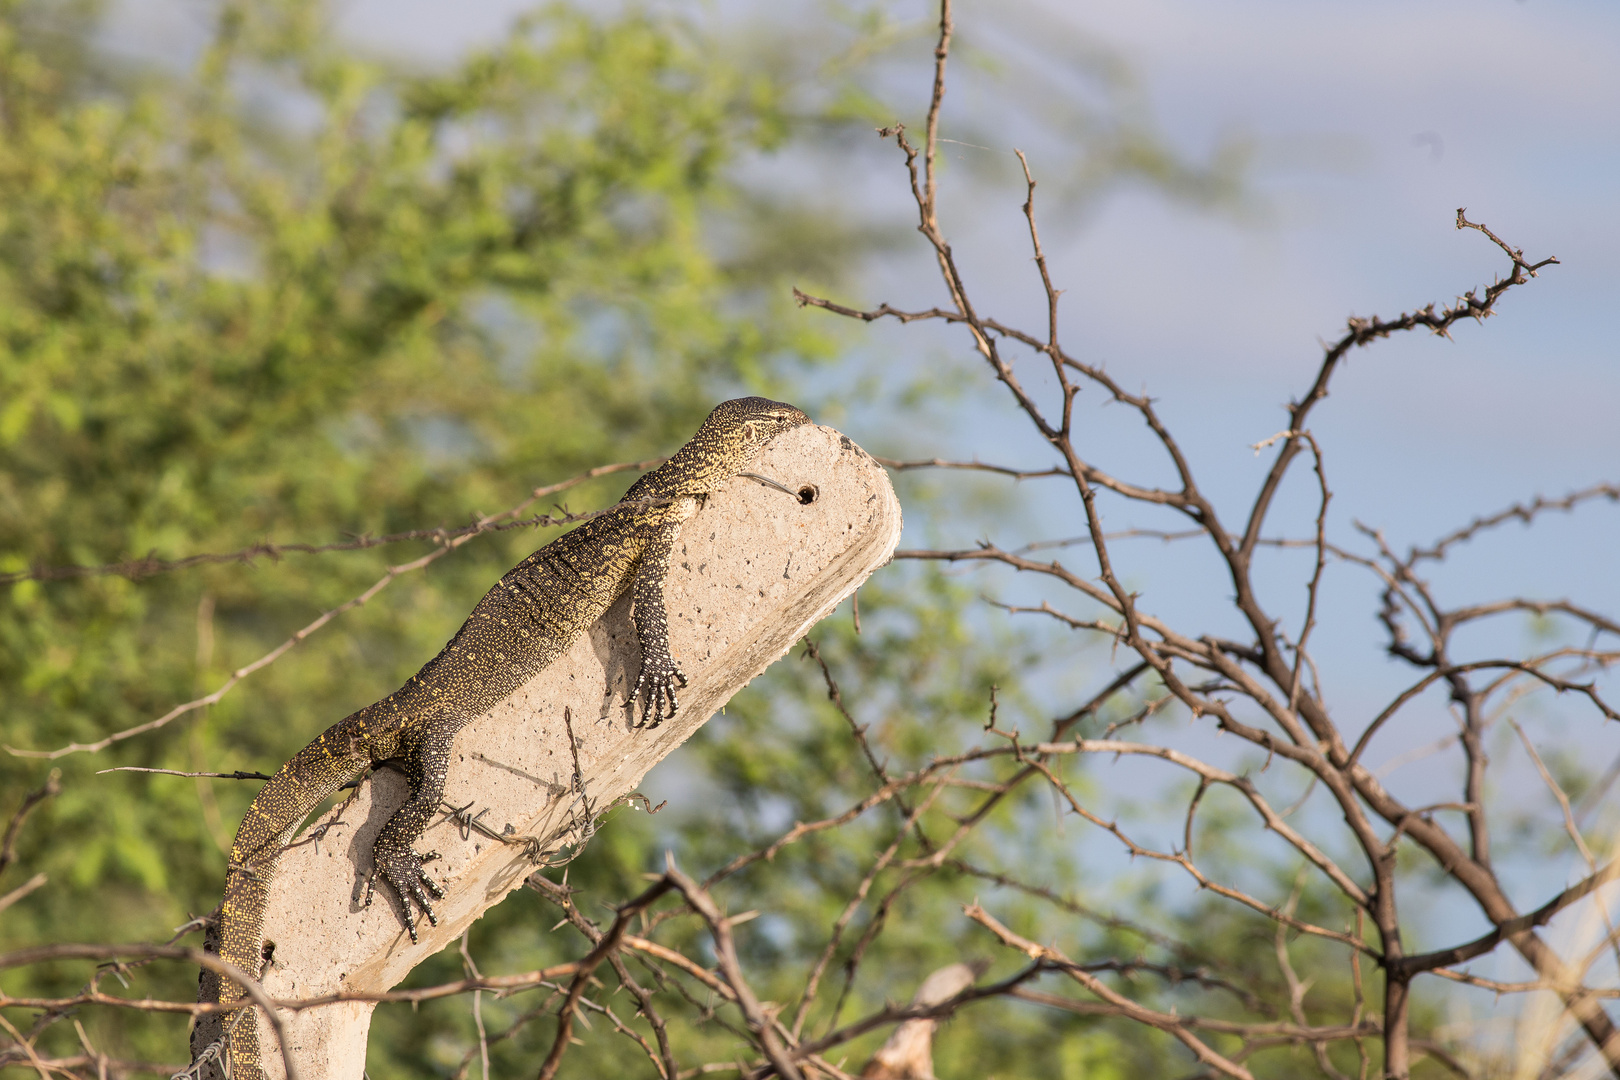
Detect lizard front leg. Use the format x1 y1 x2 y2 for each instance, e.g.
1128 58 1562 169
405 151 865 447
631 514 688 728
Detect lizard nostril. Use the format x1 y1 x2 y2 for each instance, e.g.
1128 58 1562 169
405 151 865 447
797 485 818 505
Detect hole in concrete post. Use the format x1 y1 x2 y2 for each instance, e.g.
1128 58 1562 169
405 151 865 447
797 485 819 505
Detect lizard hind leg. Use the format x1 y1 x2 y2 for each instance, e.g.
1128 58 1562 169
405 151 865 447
364 729 456 942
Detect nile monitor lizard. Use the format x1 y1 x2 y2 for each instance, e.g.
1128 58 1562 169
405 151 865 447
193 397 810 1079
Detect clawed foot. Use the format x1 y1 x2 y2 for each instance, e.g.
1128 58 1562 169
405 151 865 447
632 657 687 729
365 845 444 942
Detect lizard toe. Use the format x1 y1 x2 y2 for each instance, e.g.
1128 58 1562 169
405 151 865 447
634 661 686 729
412 888 438 929
373 844 445 939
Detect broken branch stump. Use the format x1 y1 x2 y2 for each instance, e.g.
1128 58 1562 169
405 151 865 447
195 423 901 1079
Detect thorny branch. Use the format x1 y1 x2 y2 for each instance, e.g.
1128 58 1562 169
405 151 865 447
0 771 61 882
1 459 666 586
789 2 1619 1076
0 945 299 1080
5 462 672 761
966 903 1256 1080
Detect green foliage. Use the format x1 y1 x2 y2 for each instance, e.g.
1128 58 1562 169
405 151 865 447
0 0 836 1066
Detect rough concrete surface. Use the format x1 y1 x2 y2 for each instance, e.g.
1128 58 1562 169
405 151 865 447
232 423 900 1078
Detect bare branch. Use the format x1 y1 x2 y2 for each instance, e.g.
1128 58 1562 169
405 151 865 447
6 490 677 760
966 904 1256 1079
0 771 60 881
664 861 805 1080
0 944 297 1080
1408 482 1620 566
1 459 664 586
1240 215 1559 565
791 773 950 1037
536 875 675 1080
874 455 1070 481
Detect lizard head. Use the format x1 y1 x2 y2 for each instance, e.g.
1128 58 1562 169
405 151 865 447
661 396 811 491
709 396 811 449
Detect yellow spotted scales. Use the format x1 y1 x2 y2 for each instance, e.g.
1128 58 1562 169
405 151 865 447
193 398 810 1079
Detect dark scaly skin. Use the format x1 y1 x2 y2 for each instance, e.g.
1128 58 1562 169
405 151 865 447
194 398 810 1079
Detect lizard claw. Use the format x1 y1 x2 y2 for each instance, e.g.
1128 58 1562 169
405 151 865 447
633 659 687 730
365 847 443 942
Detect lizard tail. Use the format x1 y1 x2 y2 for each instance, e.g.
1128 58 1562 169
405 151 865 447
196 722 372 1079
